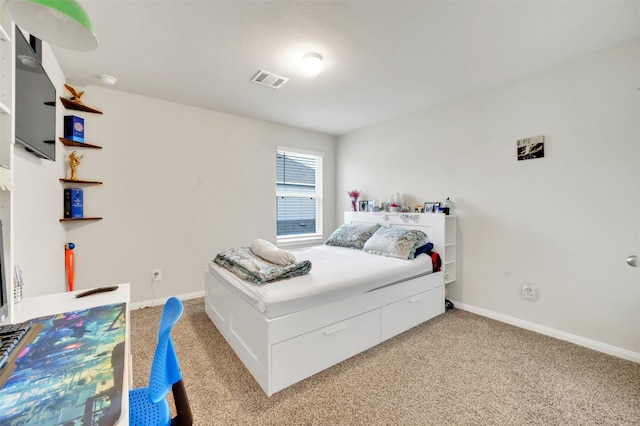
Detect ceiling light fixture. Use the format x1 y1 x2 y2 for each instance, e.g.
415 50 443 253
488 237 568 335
4 0 98 51
300 52 324 76
99 74 117 86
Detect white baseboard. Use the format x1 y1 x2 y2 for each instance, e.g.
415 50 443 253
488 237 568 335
129 290 205 311
449 300 640 364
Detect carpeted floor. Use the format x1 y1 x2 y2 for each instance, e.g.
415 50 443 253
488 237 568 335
130 298 640 425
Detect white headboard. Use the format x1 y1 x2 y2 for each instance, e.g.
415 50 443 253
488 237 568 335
344 211 447 260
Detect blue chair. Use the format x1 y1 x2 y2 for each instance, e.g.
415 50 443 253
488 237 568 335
129 297 193 425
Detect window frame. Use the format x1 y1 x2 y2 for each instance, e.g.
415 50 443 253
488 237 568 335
276 146 323 246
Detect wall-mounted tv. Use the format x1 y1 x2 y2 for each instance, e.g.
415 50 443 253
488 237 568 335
14 27 56 161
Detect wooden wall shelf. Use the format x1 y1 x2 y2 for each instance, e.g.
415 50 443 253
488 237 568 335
60 93 104 223
59 138 102 149
60 178 102 185
59 97 103 114
60 217 103 222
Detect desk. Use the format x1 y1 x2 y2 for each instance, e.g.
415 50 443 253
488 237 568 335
8 283 130 425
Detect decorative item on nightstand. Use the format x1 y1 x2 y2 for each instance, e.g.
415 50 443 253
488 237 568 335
388 192 405 212
347 190 360 212
443 197 453 215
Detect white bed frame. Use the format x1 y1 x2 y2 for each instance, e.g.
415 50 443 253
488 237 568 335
204 212 448 396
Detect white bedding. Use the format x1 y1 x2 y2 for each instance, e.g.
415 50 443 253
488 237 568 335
208 244 432 319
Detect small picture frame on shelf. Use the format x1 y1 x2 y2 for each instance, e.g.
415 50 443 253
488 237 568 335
423 202 442 213
367 200 376 212
359 200 368 212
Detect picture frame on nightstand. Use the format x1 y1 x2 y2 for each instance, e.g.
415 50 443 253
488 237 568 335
424 202 441 213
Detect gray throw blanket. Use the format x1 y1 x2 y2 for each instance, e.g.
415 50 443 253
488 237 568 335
214 247 312 284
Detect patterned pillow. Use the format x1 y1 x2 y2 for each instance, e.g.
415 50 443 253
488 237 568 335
408 230 428 259
363 227 426 260
324 223 381 249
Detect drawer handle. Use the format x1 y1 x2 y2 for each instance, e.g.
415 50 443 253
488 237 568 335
408 295 424 304
324 323 348 336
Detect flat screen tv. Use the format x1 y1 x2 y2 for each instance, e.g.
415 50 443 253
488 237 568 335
14 28 56 161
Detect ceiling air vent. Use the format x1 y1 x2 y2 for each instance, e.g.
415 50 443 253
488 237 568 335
250 70 289 89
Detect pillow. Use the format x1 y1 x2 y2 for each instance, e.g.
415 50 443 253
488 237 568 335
363 227 425 260
250 239 296 266
407 230 429 259
324 223 381 250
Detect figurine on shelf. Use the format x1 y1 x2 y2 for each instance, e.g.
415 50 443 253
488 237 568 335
69 151 83 180
64 83 85 105
60 83 103 114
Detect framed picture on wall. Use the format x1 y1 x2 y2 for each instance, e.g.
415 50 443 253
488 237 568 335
517 135 545 161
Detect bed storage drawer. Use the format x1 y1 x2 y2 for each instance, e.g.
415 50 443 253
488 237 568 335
271 309 381 393
380 285 444 341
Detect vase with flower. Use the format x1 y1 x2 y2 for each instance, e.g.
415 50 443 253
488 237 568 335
347 190 360 212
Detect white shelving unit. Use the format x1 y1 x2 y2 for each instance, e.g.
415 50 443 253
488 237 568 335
444 215 456 284
0 20 10 115
0 10 14 321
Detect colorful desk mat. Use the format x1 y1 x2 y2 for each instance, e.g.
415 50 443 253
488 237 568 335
0 303 126 426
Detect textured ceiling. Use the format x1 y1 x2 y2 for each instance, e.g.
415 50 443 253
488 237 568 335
51 1 640 136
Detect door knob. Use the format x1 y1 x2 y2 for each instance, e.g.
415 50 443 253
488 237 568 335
626 255 638 267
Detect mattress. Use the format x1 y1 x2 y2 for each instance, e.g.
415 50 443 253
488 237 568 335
208 245 433 319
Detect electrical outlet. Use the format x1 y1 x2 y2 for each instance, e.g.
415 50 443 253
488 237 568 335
522 283 535 301
152 269 162 281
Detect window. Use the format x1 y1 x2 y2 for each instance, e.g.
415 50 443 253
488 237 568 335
276 147 323 242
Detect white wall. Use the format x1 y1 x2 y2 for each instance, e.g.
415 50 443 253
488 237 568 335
337 41 640 355
69 86 335 305
14 82 336 305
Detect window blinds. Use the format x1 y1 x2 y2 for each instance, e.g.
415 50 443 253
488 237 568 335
276 149 323 238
